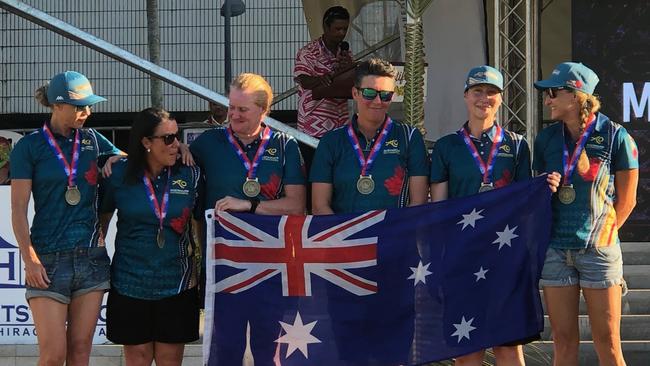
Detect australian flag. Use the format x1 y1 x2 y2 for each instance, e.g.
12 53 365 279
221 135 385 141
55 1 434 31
203 176 551 365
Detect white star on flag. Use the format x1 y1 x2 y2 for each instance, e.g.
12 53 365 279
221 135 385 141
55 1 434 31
457 208 484 230
473 266 489 282
451 316 477 343
275 311 321 359
408 261 432 286
493 225 519 250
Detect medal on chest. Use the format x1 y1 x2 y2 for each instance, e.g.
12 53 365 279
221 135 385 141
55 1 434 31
143 170 172 248
226 126 272 198
559 117 596 205
346 117 394 195
457 124 504 194
41 124 83 206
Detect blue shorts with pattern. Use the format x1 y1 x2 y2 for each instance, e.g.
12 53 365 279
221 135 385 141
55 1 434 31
25 246 111 304
539 245 627 293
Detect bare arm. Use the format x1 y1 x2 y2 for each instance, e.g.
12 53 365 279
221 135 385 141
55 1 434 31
408 176 429 206
311 182 335 215
215 184 306 216
11 179 49 289
614 169 639 228
295 74 332 90
99 212 114 245
430 181 449 202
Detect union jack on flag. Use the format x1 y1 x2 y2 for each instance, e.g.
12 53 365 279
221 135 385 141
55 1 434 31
211 210 386 296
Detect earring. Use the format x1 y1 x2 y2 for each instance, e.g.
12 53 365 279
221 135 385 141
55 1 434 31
146 148 151 153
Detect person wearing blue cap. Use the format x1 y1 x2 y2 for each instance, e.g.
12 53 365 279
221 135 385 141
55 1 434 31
533 62 639 366
430 65 560 366
10 71 123 365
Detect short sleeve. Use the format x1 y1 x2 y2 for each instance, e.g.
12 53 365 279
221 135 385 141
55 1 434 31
9 138 34 180
282 136 307 185
513 138 532 182
429 138 449 183
294 46 318 78
92 129 122 156
406 127 429 177
612 127 639 171
309 132 335 183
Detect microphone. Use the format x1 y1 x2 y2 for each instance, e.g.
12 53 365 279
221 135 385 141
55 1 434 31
339 41 349 53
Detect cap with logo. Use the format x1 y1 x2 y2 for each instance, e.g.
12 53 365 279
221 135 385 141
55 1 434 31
46 71 107 106
534 62 599 95
464 65 504 92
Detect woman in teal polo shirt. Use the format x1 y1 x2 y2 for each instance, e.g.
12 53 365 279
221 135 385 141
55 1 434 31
190 73 306 365
100 108 200 365
533 62 638 366
10 71 121 365
430 65 560 366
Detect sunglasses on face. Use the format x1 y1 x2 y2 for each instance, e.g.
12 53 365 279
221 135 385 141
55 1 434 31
149 133 180 145
75 105 92 113
356 87 394 102
545 87 569 99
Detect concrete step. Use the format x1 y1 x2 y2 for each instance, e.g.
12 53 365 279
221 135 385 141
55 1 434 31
541 289 650 315
541 315 650 341
622 242 650 265
623 265 650 289
0 344 203 366
523 341 650 366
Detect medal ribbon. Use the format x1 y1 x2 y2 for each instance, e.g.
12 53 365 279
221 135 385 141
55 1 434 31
457 124 504 184
346 116 394 176
562 115 597 185
41 123 81 188
225 126 272 179
143 169 172 231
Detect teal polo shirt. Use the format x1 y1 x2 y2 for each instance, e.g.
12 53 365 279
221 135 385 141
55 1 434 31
533 113 639 249
10 125 120 254
100 159 200 300
430 123 531 198
310 115 429 213
190 127 306 211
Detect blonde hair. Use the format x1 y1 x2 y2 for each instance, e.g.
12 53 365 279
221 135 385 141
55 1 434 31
34 84 51 107
230 73 273 115
575 91 601 132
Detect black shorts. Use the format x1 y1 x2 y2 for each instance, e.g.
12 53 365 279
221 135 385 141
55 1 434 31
106 287 199 345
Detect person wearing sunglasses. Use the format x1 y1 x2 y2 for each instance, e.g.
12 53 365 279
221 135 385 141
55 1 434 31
10 71 123 365
310 58 429 364
533 62 638 366
189 73 306 365
429 65 560 366
99 108 201 365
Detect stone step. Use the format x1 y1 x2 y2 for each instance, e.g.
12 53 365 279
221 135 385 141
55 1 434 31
541 289 650 315
622 242 650 265
523 341 650 366
541 315 650 341
623 265 650 289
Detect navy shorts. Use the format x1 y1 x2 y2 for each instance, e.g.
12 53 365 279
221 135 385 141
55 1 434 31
25 246 111 304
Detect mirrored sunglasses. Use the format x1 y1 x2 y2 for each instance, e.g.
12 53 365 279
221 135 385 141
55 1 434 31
356 87 394 102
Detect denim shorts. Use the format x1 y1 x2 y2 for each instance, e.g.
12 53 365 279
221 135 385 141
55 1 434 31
539 245 626 292
25 246 111 304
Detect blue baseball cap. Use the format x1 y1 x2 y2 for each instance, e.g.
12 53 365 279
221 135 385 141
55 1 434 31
464 65 503 91
47 71 107 106
534 62 599 95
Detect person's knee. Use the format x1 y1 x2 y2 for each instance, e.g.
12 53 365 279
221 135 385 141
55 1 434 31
455 350 485 366
493 346 524 366
39 350 66 366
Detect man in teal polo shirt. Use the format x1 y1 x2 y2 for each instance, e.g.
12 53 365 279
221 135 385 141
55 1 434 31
310 58 429 365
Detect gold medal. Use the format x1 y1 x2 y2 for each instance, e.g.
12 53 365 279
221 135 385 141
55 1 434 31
242 178 261 197
558 185 576 205
156 227 165 248
65 186 81 206
478 182 494 193
356 175 375 195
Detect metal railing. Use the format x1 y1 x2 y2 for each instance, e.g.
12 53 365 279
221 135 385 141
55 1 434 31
0 0 319 148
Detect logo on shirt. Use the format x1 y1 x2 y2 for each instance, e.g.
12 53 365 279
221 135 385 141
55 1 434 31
263 148 280 162
81 138 95 152
499 145 511 153
586 135 605 150
172 179 187 189
590 136 604 144
266 148 277 156
171 179 190 195
385 140 399 148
